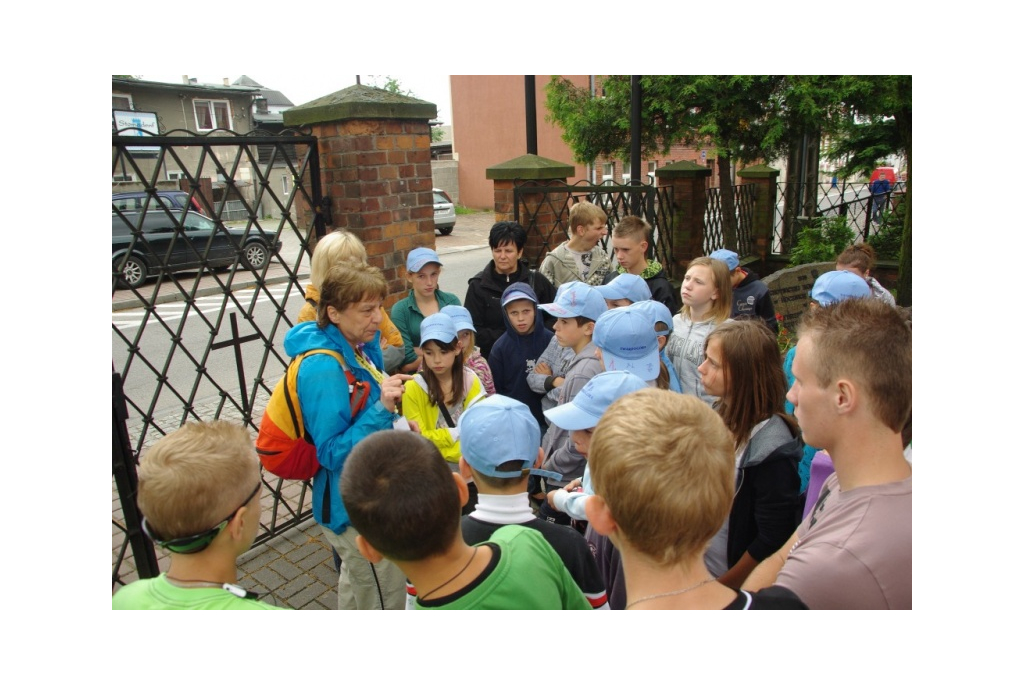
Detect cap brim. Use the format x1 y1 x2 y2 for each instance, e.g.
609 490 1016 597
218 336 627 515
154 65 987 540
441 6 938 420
538 302 576 317
544 402 601 431
600 349 661 381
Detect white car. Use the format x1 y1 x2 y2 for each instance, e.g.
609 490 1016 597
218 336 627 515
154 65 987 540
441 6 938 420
433 188 456 236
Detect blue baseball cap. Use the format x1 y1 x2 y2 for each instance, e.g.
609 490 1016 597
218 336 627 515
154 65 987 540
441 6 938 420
810 270 871 307
406 247 442 273
709 249 739 271
440 305 476 333
538 281 607 321
419 313 458 346
544 370 648 431
630 299 674 332
458 395 563 481
595 273 652 304
593 305 660 381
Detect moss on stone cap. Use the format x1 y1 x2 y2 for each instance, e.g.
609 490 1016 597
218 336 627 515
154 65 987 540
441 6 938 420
283 84 437 127
737 164 780 179
655 160 713 179
486 154 575 180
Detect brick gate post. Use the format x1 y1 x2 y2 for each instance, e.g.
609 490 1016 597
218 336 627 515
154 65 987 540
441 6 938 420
486 154 575 268
284 85 438 309
655 161 713 273
737 164 780 269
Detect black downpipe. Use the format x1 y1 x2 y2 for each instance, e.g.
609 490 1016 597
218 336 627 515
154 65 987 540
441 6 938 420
630 76 642 214
525 76 537 155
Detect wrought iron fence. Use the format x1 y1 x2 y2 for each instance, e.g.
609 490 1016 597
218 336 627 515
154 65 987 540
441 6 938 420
772 181 906 253
111 127 325 589
704 184 756 256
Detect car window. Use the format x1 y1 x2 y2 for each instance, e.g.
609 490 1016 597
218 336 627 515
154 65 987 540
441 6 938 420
433 191 449 204
182 213 215 231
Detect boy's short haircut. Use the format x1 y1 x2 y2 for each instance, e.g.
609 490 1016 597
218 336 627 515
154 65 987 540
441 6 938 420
612 215 650 242
569 201 607 233
310 231 368 289
341 431 461 562
138 421 260 541
473 460 530 491
317 262 388 329
588 389 734 566
489 221 527 251
797 297 911 433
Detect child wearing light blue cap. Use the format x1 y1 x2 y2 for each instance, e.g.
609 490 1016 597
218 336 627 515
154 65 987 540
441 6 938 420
390 246 461 374
401 313 486 483
543 371 649 522
441 305 495 396
630 300 683 393
595 273 652 309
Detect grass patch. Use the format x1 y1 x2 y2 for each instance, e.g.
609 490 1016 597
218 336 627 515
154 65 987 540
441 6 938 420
455 205 479 215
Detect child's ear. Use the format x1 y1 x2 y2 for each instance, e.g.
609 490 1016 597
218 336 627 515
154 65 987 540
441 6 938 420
583 321 595 337
355 534 384 564
585 495 618 537
657 334 668 351
225 506 248 542
458 457 474 482
452 471 470 507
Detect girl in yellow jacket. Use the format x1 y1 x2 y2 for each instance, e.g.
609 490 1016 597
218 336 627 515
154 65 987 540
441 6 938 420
402 313 486 470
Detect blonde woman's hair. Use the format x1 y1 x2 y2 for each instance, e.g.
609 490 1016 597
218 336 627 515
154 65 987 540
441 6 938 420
310 231 368 289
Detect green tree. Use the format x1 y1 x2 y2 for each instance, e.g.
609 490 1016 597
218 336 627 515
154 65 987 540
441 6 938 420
547 76 788 249
825 76 911 305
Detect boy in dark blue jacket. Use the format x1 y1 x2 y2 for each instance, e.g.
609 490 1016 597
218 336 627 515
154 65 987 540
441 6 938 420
489 282 553 430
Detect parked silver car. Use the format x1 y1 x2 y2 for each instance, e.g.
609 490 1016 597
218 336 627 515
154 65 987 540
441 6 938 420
433 188 456 236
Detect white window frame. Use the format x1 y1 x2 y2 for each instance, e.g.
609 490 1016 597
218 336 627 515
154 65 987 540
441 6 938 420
113 93 133 110
622 161 631 184
601 162 614 184
193 99 232 132
282 175 290 195
112 173 136 182
166 170 186 181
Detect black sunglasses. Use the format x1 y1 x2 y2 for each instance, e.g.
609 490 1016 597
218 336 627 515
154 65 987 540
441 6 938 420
142 480 262 554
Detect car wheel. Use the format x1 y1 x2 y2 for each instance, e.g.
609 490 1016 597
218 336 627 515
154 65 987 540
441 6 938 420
243 242 270 270
438 226 454 236
116 255 148 288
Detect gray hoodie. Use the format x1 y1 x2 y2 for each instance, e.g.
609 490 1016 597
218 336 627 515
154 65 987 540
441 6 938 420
665 313 729 406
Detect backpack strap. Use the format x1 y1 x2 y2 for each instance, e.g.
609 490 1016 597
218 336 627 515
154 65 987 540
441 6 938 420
290 349 369 437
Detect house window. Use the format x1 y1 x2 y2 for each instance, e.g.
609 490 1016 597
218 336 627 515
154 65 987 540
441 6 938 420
113 94 132 110
193 99 232 131
602 162 614 184
647 161 657 184
622 162 631 184
282 175 290 195
167 170 186 181
112 173 135 182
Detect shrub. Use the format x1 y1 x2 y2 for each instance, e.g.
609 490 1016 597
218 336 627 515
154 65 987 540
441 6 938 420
867 203 905 261
788 216 855 266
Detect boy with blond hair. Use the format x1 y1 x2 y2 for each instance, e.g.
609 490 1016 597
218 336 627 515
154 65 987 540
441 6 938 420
540 201 612 289
341 430 593 610
584 389 806 610
113 421 284 609
744 298 911 609
604 216 678 311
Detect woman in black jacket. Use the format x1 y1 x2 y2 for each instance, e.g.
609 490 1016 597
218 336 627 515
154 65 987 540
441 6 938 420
464 221 555 359
697 320 803 589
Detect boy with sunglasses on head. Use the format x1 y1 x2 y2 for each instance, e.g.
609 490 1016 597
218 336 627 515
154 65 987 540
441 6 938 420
113 421 285 609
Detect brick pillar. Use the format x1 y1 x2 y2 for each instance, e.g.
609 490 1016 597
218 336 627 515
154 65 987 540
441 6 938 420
737 164 780 266
284 85 437 309
486 154 575 267
655 161 712 275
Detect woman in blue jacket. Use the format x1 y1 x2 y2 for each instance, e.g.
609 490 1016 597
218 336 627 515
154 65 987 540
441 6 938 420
283 261 412 610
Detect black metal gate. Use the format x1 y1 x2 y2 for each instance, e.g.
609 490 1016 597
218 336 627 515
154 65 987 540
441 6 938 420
512 180 676 278
112 127 325 589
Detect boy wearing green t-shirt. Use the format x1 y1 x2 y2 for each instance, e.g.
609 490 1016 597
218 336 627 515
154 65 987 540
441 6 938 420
113 421 285 610
341 430 592 610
